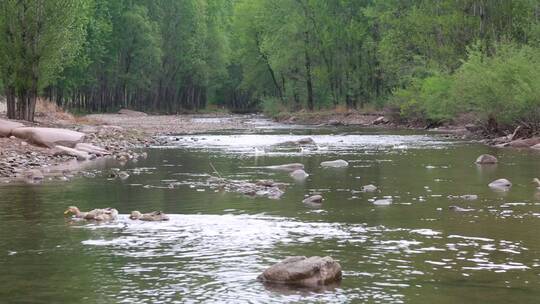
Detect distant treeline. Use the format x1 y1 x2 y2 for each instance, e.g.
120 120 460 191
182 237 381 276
1 0 539 130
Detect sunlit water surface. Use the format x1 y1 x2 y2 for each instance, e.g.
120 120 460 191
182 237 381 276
1 119 540 303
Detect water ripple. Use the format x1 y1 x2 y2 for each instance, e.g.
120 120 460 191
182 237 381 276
76 214 531 303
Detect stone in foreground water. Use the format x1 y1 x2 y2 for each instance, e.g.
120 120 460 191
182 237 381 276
258 256 342 287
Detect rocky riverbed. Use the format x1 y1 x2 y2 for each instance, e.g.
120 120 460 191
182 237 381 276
2 108 539 183
0 111 259 182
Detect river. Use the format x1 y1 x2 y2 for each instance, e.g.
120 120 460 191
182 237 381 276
1 119 539 303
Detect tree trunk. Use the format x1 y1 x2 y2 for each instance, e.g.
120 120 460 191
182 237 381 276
304 31 314 111
6 86 16 119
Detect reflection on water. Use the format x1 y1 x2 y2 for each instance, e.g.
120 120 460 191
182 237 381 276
1 121 540 303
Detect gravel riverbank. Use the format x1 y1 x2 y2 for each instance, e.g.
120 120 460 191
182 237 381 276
0 112 257 182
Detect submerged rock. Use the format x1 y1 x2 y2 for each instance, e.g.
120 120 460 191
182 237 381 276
475 154 498 164
449 205 475 212
361 184 378 192
267 163 305 172
373 198 392 206
302 195 323 204
488 178 512 191
290 169 309 180
448 194 478 200
320 159 349 168
118 171 130 180
257 256 342 287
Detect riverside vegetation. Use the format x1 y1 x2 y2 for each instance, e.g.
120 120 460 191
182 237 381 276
0 1 539 136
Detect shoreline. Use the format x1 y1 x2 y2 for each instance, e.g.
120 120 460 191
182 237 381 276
272 111 540 148
0 112 258 184
1 111 538 184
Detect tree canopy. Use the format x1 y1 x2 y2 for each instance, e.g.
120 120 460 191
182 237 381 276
0 0 539 129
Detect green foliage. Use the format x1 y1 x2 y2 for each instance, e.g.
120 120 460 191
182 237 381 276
454 42 540 127
395 42 540 130
0 0 539 127
393 73 456 124
261 97 285 118
0 0 90 120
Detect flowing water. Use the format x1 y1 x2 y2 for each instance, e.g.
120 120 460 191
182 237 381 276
1 118 540 303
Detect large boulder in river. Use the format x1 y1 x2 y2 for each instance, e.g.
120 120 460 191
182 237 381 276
488 178 512 191
475 154 498 164
0 119 23 137
320 159 349 168
12 127 85 148
257 256 342 287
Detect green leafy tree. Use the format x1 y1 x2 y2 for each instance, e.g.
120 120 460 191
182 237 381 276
0 0 89 121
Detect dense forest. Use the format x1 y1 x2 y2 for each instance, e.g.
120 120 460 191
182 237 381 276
0 0 539 131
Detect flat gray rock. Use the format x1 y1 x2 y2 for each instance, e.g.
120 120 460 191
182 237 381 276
320 159 349 168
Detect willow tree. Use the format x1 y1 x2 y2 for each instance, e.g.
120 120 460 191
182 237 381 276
0 0 88 121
